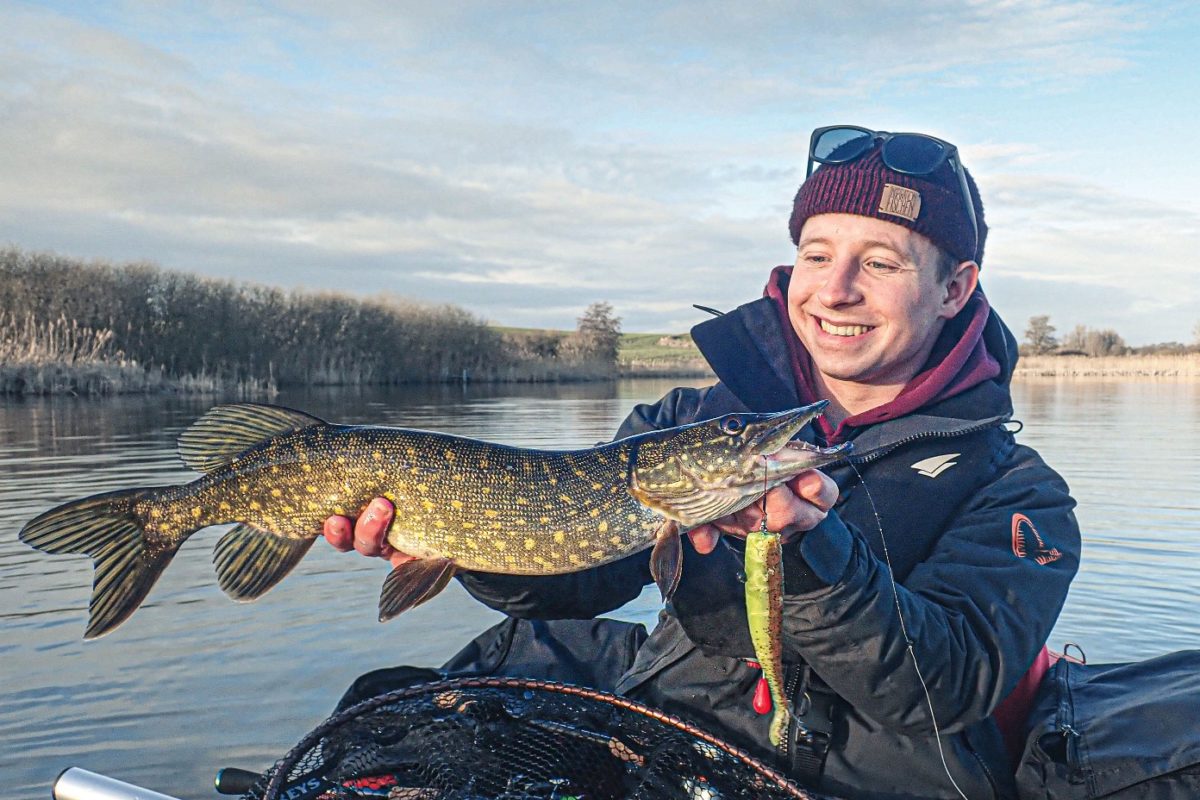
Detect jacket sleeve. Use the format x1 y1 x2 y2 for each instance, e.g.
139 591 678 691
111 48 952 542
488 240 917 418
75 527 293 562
673 441 1080 735
455 386 715 618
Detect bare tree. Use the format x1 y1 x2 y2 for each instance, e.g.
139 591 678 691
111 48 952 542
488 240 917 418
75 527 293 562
569 301 622 365
1023 315 1058 355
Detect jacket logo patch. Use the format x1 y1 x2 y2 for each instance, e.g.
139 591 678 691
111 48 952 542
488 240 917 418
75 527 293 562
910 453 960 478
1011 513 1062 565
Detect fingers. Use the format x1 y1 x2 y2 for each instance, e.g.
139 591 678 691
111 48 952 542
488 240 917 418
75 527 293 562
695 471 840 552
353 497 395 558
322 497 398 560
687 524 721 555
323 514 354 551
787 469 839 513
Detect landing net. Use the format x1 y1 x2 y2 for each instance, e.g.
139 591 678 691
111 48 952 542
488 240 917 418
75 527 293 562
245 677 825 800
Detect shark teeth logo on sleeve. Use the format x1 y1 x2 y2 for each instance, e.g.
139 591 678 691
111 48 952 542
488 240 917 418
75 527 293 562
910 453 960 478
1011 513 1063 565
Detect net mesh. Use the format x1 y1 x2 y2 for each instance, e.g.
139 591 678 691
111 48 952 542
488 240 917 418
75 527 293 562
246 677 826 800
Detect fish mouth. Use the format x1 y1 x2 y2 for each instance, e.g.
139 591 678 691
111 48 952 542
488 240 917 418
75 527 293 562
746 400 831 457
746 401 852 480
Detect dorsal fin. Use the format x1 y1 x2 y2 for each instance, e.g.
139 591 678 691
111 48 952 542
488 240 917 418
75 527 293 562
177 403 325 473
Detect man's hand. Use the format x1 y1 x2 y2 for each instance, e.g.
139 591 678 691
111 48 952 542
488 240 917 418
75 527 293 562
687 469 838 555
323 497 416 568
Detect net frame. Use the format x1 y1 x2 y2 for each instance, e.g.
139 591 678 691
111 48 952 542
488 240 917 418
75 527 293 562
259 676 821 800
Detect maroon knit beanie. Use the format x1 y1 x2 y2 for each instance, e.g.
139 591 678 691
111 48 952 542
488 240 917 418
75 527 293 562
788 144 988 266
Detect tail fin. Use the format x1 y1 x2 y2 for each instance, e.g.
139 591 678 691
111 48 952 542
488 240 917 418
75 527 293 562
19 489 183 639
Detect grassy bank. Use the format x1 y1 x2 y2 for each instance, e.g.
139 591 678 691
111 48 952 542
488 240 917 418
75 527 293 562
1014 354 1200 379
618 332 713 377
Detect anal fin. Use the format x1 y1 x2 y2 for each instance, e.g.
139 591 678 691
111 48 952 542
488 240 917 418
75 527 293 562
378 558 456 621
649 519 682 601
213 524 316 600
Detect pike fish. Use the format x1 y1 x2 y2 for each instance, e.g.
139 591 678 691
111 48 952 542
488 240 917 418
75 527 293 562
20 401 848 639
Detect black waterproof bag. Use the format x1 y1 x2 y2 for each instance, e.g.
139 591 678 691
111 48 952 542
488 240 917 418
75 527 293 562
1017 650 1200 798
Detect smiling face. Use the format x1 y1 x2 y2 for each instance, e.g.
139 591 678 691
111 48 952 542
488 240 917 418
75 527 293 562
789 213 978 416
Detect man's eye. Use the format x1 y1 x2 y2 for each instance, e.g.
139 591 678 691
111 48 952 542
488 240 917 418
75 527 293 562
801 254 829 266
866 260 901 273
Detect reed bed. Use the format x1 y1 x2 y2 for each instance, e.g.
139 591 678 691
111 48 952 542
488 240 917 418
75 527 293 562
1015 354 1200 379
0 248 620 396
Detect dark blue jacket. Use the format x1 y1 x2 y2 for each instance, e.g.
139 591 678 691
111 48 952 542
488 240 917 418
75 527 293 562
459 296 1081 799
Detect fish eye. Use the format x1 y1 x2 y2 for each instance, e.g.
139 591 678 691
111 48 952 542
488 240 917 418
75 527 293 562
719 416 744 435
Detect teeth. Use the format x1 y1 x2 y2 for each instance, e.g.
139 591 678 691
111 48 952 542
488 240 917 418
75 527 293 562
819 320 873 337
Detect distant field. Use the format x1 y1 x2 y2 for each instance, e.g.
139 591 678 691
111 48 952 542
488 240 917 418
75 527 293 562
618 332 713 377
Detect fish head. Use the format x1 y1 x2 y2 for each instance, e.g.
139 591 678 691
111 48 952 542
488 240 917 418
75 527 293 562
628 400 851 527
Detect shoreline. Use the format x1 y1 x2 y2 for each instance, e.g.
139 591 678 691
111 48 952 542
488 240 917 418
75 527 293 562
1013 354 1200 379
5 354 1198 398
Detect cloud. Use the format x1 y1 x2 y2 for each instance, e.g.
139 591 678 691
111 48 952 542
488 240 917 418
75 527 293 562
0 1 1185 342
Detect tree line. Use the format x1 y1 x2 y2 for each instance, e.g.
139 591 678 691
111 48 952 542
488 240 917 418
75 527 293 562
0 248 623 389
1022 315 1200 357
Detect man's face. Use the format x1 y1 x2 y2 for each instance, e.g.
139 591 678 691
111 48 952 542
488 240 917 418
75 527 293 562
788 213 976 399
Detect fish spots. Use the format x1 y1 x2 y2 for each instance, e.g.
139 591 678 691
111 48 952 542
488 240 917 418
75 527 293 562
568 553 583 565
590 551 605 560
150 508 162 519
481 486 492 495
516 496 528 506
598 520 609 534
553 531 566 544
376 469 388 480
484 509 498 519
559 495 573 504
494 539 507 551
191 507 202 519
514 518 527 526
523 538 536 550
577 539 590 549
479 458 490 469
372 452 383 462
589 508 600 518
451 499 463 510
548 477 558 486
434 520 446 529
301 464 312 473
591 482 603 491
305 485 318 494
416 484 429 493
422 500 435 512
609 536 623 546
444 449 456 461
539 516 551 525
248 501 261 511
270 488 282 498
336 456 347 465
627 514 638 523
462 521 476 530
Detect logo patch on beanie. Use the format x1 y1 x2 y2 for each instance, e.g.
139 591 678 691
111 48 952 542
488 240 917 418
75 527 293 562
879 184 921 222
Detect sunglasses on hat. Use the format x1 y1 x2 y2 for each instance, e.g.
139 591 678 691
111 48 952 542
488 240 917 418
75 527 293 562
806 125 979 261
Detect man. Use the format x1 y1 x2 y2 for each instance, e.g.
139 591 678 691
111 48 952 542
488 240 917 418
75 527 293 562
324 126 1080 799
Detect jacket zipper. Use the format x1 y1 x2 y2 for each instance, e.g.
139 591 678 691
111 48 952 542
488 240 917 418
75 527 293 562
844 418 1009 467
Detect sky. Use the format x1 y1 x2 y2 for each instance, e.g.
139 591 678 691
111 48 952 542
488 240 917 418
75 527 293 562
1 1 1198 344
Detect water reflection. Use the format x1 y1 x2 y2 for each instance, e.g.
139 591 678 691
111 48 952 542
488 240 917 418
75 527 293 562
1 378 1196 798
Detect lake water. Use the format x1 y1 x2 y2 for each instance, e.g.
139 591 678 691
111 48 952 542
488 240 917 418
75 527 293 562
1 378 1198 798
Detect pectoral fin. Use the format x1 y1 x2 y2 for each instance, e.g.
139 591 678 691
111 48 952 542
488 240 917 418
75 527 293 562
648 519 682 601
378 557 456 621
213 524 316 600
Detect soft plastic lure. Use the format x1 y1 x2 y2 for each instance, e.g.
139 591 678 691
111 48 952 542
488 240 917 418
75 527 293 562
745 518 789 747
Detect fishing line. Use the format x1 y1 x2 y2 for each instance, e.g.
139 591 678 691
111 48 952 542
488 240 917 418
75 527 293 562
847 461 969 800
